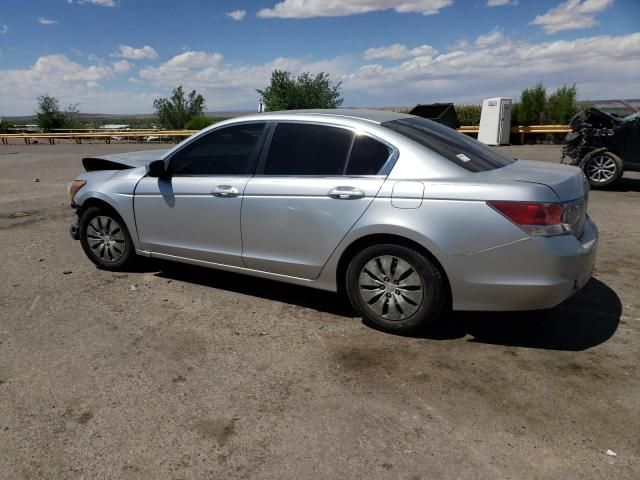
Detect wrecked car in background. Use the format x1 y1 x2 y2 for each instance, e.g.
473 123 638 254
562 108 640 188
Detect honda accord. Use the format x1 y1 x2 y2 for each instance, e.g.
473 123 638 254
68 110 598 333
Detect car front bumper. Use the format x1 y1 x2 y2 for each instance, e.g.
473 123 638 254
443 216 599 311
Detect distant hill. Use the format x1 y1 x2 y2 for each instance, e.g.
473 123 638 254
3 100 638 124
1 111 246 123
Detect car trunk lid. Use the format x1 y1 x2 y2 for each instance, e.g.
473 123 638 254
485 159 589 237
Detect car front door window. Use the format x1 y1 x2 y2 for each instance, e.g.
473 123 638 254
170 123 266 175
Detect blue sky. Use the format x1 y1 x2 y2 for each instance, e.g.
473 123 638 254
1 0 639 114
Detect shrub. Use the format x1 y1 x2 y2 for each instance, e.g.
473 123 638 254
455 104 482 126
513 83 547 125
186 116 216 130
257 70 343 111
0 120 13 133
35 95 80 131
154 86 206 129
546 84 578 124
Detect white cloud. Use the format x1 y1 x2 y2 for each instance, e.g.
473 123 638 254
227 9 247 21
2 32 640 115
112 60 131 74
487 0 518 6
38 17 58 25
1 24 8 34
112 45 158 60
363 43 438 60
69 0 117 6
139 51 346 110
475 29 505 47
345 32 640 105
531 0 614 34
258 0 453 18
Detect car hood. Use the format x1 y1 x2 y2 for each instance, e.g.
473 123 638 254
489 159 588 201
82 149 167 171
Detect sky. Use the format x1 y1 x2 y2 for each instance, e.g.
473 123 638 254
0 0 639 115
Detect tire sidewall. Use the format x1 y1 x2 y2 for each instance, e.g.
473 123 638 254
346 244 444 333
78 206 134 270
582 151 623 188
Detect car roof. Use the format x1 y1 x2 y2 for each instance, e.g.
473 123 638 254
242 109 415 124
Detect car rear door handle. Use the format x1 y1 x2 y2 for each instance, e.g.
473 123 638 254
327 186 365 200
212 185 239 197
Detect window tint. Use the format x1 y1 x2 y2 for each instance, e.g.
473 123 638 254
264 123 353 175
383 117 515 172
170 123 265 175
346 134 391 175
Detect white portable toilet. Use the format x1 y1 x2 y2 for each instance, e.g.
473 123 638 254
478 97 512 146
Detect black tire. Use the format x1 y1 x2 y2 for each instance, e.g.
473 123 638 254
78 206 135 271
581 151 623 189
346 244 446 333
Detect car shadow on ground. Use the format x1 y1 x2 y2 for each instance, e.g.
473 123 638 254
151 261 621 352
606 175 640 193
422 278 622 351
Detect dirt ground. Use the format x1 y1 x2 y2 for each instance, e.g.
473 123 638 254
0 142 638 479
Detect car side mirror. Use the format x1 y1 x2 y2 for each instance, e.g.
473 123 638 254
147 159 167 178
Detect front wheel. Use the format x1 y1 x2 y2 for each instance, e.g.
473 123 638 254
346 244 447 333
582 151 623 188
78 206 135 270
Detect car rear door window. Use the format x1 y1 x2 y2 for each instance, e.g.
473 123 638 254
170 123 266 175
346 134 391 175
264 123 353 175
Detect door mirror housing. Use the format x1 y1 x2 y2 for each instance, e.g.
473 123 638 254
147 159 167 178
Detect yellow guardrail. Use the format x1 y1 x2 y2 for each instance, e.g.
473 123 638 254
0 125 572 145
457 125 572 143
0 130 198 145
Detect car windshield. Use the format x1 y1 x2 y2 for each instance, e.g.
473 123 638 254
383 117 516 172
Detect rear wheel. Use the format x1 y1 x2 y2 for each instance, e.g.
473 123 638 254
79 206 135 270
346 244 446 333
582 151 623 188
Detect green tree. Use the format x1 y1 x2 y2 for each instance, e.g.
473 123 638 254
257 70 343 111
153 86 206 129
513 83 547 125
36 95 79 131
185 115 216 130
0 119 14 133
546 84 578 124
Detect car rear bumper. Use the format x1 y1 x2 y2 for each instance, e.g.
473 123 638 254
443 216 598 311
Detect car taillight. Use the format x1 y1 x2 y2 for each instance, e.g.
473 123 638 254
488 201 570 237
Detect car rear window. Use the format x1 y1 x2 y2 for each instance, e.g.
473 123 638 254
383 117 515 172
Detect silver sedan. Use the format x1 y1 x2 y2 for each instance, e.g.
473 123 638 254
68 110 598 333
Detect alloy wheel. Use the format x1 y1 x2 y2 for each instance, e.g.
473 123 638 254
358 255 425 321
86 215 126 263
586 155 617 184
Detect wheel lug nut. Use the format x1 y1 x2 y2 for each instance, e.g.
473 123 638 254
385 292 392 298
384 277 389 282
379 285 385 290
395 290 400 294
394 280 399 285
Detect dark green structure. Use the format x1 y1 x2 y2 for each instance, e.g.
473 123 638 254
409 103 460 129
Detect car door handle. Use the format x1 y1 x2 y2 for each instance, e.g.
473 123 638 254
327 186 365 200
211 185 239 197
